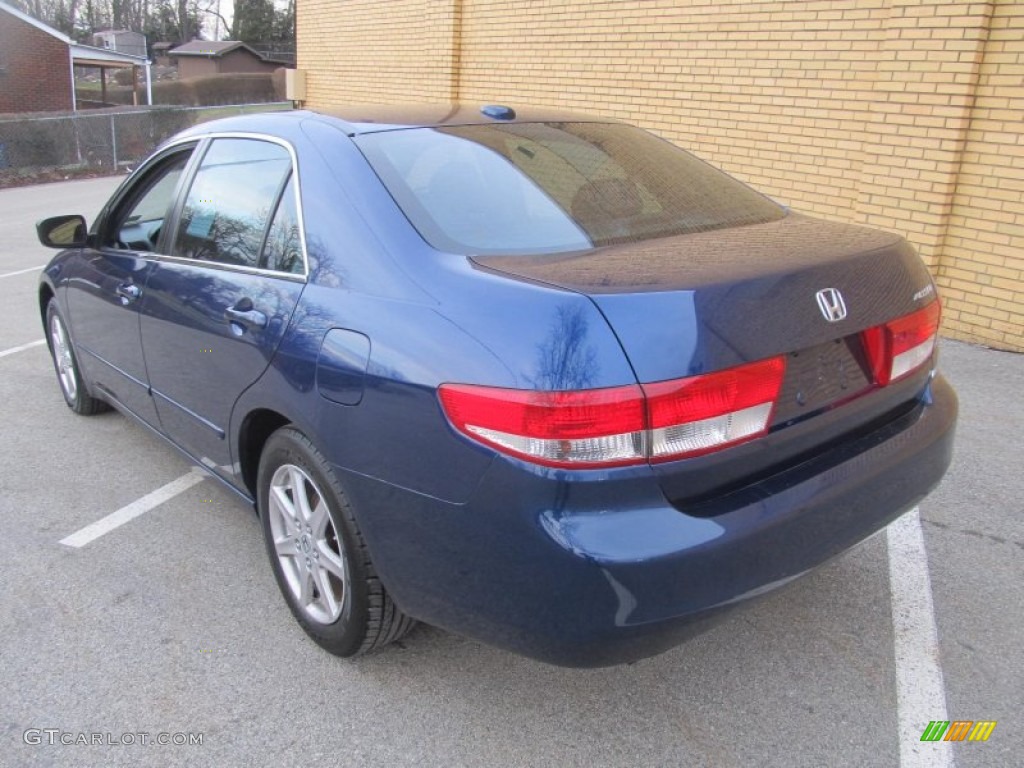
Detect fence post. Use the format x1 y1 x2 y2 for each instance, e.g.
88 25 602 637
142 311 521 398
110 114 117 170
73 113 82 166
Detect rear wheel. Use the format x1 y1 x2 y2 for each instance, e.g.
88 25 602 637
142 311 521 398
46 299 108 415
257 427 415 656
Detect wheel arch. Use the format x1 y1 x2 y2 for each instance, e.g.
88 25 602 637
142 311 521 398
236 407 292 500
39 283 56 337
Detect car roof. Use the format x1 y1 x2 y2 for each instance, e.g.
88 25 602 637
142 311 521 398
175 104 620 143
308 104 618 135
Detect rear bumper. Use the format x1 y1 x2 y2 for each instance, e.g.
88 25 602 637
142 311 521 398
339 374 957 667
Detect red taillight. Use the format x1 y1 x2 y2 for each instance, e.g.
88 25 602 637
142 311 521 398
438 382 648 468
862 301 941 387
643 357 786 461
438 357 786 468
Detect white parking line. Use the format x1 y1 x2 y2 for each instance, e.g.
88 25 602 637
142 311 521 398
887 507 954 768
0 339 46 359
60 469 206 548
0 266 43 279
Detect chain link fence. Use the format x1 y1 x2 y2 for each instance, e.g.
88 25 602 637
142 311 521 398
0 103 291 179
249 43 297 67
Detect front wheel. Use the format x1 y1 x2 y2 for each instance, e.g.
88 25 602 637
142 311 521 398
257 427 415 656
46 299 108 415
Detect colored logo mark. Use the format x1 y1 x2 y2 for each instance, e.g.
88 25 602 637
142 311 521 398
920 720 997 742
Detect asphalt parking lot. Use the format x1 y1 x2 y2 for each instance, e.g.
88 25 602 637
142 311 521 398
1 176 1021 768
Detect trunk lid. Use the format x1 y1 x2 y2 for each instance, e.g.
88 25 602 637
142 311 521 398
473 214 934 379
473 214 940 504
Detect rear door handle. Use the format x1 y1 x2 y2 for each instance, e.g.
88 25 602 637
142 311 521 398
224 300 267 331
116 282 141 304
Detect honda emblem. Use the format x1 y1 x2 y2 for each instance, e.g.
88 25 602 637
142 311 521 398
815 288 847 323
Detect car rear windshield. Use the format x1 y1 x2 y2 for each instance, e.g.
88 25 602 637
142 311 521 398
355 122 785 256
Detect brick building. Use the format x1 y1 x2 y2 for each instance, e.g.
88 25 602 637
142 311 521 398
0 1 152 114
0 1 74 113
296 0 1023 352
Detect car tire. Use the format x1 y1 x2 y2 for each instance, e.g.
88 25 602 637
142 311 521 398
257 426 415 656
45 299 109 416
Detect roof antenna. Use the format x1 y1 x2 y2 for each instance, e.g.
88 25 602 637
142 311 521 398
480 105 516 121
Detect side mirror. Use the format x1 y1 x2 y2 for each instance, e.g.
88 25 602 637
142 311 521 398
36 215 88 249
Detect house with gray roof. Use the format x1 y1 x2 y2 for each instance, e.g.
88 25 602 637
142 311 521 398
169 40 287 79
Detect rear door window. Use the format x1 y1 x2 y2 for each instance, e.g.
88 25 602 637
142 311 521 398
261 175 304 274
172 138 292 269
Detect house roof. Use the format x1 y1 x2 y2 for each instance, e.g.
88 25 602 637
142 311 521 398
70 43 149 67
0 2 149 65
169 40 259 58
94 29 145 38
168 40 289 66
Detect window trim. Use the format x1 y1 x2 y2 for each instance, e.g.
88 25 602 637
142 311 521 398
257 170 302 273
156 132 311 283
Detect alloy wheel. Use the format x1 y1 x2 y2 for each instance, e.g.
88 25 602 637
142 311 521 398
267 463 348 624
50 313 77 402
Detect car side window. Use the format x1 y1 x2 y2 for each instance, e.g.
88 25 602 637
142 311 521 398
260 175 303 274
106 151 191 252
172 138 292 269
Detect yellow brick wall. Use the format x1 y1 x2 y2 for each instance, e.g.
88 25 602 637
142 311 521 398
298 0 1023 352
457 1 882 225
937 0 1024 350
850 0 993 272
297 0 458 103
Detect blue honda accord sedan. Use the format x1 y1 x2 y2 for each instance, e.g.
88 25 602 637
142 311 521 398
36 105 957 666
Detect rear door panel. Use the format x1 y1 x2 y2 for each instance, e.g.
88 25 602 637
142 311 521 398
139 264 303 471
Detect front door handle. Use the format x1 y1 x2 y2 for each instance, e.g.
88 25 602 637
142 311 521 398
224 299 268 332
116 282 141 304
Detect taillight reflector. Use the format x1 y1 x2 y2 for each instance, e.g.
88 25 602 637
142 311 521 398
438 357 786 469
862 301 940 387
